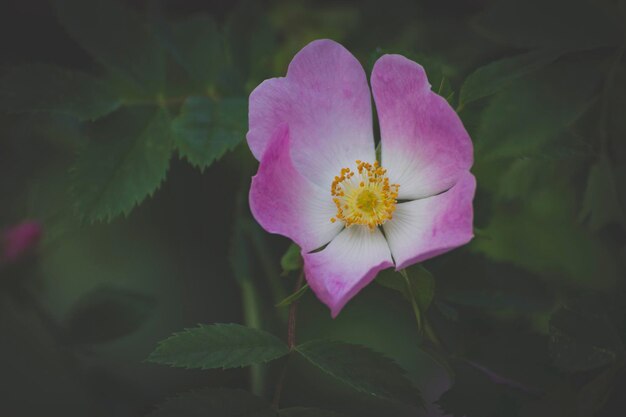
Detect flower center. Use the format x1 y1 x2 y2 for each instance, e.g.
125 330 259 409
330 160 399 229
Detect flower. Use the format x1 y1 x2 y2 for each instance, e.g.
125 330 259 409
247 40 475 317
1 220 42 264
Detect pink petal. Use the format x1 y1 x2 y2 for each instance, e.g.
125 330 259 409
247 39 375 187
383 172 476 270
303 226 393 317
249 125 342 253
371 54 473 199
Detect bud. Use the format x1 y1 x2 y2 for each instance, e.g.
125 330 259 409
1 221 42 263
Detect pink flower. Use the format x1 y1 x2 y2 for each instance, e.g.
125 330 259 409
1 221 42 264
247 40 475 317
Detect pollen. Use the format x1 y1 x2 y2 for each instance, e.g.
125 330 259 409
330 160 399 229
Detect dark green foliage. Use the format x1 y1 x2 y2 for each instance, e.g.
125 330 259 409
71 107 173 222
164 15 226 91
295 340 422 406
54 0 165 93
0 64 121 121
278 407 347 417
148 324 289 369
147 388 277 417
579 155 626 231
459 49 562 107
437 361 524 417
476 60 604 160
65 286 155 344
549 305 624 372
172 96 247 170
473 0 623 50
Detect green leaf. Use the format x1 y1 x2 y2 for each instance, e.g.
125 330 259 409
473 0 622 50
164 15 227 91
65 286 155 344
147 388 276 417
279 407 347 417
148 323 289 370
280 243 303 275
376 265 435 311
579 155 626 231
275 284 309 308
71 106 172 222
295 339 422 406
173 96 247 170
54 0 165 92
0 64 121 121
476 61 603 160
549 305 624 372
459 49 562 107
473 186 620 290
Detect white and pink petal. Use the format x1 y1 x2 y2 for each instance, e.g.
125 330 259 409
249 125 342 253
247 39 376 187
383 172 476 270
371 54 473 199
303 226 394 317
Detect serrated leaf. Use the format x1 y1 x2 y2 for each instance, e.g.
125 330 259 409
549 305 624 372
459 49 562 107
275 284 309 308
65 285 155 344
71 106 172 222
473 0 621 50
163 15 227 90
579 155 626 231
477 61 603 160
173 96 246 170
376 265 435 311
280 243 302 275
54 0 165 92
279 407 347 417
147 388 276 417
295 339 422 406
0 64 121 121
148 323 289 369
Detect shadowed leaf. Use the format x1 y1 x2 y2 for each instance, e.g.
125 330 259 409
148 323 289 369
173 96 247 170
54 0 165 92
66 286 155 344
0 64 121 121
296 339 422 406
71 106 172 222
459 49 562 107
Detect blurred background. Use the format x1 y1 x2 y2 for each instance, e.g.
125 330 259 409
1 0 625 416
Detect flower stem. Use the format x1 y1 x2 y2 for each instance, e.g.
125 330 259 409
400 269 422 334
272 270 304 408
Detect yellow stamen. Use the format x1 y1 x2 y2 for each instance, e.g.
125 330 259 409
330 160 399 229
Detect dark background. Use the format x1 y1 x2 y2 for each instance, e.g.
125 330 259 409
1 0 625 416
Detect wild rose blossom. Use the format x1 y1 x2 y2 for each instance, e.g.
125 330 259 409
247 40 475 316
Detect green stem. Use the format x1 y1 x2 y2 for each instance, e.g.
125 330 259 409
240 279 265 396
272 271 304 408
400 269 422 334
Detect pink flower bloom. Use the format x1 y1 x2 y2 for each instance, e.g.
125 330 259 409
1 220 42 263
247 40 475 317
